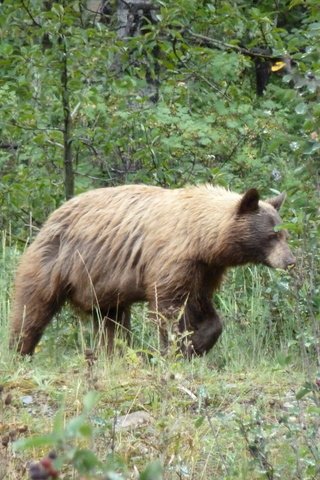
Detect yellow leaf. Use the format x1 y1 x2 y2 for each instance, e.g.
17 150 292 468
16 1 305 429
271 61 286 72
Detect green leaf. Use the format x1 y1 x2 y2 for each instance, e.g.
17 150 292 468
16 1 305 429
79 423 93 437
83 391 100 413
72 448 101 473
13 433 58 451
295 103 307 115
104 473 124 480
195 416 205 428
304 142 320 155
308 22 320 31
65 415 86 437
139 460 163 480
53 409 64 434
296 383 313 400
274 222 301 234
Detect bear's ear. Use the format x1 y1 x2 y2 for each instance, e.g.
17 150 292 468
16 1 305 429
238 188 260 215
266 192 286 211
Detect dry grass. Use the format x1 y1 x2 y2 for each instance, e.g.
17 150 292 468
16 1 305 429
0 333 319 479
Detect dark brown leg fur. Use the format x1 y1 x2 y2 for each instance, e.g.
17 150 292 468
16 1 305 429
180 301 223 357
187 314 223 356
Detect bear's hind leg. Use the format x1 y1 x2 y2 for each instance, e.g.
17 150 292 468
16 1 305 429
10 236 67 355
10 295 62 355
10 254 66 355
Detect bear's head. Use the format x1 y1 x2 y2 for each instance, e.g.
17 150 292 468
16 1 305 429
234 188 296 270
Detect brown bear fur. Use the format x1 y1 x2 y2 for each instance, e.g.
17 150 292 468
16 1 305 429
9 185 295 356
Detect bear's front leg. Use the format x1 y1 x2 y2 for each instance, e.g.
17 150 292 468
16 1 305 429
181 302 223 357
94 306 131 354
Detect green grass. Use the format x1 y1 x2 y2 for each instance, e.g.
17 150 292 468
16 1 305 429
0 233 319 479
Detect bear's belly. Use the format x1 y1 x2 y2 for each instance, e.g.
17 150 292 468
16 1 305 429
68 273 146 311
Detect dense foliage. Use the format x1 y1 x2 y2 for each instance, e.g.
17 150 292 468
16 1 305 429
0 0 319 234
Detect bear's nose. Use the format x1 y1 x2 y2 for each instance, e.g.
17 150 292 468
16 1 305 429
286 255 296 270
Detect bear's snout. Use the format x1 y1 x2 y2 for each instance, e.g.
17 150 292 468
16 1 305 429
266 243 296 270
284 253 296 270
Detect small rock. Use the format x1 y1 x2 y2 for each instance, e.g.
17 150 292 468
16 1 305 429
21 395 33 405
115 411 153 431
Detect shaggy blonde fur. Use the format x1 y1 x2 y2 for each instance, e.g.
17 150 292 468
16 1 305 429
10 184 295 355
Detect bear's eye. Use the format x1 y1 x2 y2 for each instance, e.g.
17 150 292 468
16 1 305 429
269 232 279 241
272 225 284 239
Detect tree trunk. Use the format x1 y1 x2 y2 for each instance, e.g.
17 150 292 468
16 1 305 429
60 37 74 200
117 0 160 101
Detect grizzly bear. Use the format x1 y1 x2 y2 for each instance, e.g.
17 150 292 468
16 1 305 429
9 185 295 356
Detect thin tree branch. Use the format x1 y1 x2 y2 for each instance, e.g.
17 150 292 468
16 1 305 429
10 121 63 132
21 0 42 27
186 29 281 61
0 142 18 150
172 35 230 98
